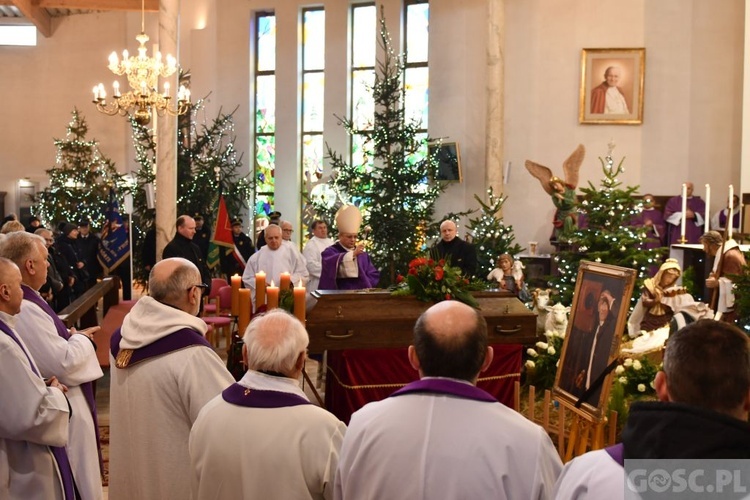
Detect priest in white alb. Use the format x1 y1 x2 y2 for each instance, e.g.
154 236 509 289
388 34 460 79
302 219 334 303
190 309 346 499
0 256 75 500
242 224 309 309
108 258 234 500
0 231 103 500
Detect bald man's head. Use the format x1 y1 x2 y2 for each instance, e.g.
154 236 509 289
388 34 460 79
149 257 203 315
0 257 24 315
440 220 457 243
412 301 488 381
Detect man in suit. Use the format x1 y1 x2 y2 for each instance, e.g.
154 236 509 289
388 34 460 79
162 215 211 287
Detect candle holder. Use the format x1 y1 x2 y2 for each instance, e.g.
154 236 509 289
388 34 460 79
677 236 687 244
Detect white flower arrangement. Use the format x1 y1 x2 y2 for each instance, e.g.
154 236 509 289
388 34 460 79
526 348 538 358
547 346 556 355
525 360 536 369
623 358 633 367
632 360 642 371
619 376 628 384
615 365 625 375
637 384 646 393
535 341 549 350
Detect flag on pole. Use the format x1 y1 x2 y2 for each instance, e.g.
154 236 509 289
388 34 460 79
207 196 235 269
97 187 130 273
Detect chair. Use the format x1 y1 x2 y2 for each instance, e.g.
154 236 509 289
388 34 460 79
203 278 228 315
217 285 233 317
202 315 232 349
203 285 235 349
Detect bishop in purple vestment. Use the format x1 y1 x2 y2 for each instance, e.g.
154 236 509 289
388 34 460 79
319 205 380 290
663 182 706 245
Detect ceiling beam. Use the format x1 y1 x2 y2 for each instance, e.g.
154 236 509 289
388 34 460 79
12 0 52 37
36 0 158 11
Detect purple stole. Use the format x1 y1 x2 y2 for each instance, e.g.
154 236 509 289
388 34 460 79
605 442 625 466
222 382 313 408
390 378 498 403
719 210 740 230
0 318 77 500
22 285 102 471
110 327 212 368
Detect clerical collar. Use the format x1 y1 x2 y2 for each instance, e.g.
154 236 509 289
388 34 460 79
259 369 288 378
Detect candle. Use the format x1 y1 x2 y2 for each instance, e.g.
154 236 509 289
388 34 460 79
230 274 241 316
729 184 734 239
238 289 251 335
255 271 266 312
279 272 292 292
704 184 710 233
266 281 279 310
680 183 687 242
293 279 306 324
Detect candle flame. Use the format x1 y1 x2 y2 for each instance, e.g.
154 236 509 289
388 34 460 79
297 279 304 288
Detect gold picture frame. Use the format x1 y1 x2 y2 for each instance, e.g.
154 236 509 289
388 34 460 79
553 261 636 420
430 142 462 183
579 48 645 125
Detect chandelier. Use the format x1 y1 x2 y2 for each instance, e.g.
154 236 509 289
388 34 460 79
92 0 190 125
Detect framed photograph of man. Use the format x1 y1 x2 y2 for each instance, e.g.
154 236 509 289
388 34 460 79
429 142 462 182
579 48 645 125
553 261 636 420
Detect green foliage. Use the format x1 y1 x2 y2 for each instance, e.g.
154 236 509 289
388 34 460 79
129 97 254 283
315 8 445 285
613 356 660 398
34 109 129 229
729 261 750 332
523 333 564 390
466 187 524 278
392 256 479 307
549 152 667 305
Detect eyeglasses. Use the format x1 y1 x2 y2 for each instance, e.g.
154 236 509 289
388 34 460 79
188 283 209 295
282 228 294 233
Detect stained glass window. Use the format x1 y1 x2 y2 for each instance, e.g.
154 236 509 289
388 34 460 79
350 4 376 168
404 1 429 163
254 12 276 218
301 8 326 238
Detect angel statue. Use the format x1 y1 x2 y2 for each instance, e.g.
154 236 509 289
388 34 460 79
525 144 585 241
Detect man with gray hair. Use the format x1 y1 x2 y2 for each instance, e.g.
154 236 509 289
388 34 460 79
108 257 234 500
335 300 561 499
190 309 346 499
0 231 103 500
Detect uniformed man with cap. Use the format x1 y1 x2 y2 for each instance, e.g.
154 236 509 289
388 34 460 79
319 205 380 290
257 211 282 249
220 219 255 279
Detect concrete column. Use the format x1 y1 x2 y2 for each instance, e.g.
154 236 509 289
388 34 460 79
155 0 180 259
485 0 505 198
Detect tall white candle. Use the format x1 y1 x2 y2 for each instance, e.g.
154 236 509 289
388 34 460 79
729 184 734 239
704 184 711 233
680 183 687 242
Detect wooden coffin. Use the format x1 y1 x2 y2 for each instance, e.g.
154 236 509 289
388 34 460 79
307 290 538 354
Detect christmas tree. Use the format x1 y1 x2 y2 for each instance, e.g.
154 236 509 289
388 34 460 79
549 146 666 306
316 8 445 285
34 109 128 228
129 99 254 282
466 187 524 278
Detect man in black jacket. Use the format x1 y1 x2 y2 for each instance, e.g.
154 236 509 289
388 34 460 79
162 215 211 286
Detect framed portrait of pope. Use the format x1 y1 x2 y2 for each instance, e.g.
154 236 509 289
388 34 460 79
579 48 645 125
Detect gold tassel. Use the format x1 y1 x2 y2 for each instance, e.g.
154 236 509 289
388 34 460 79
116 349 134 368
